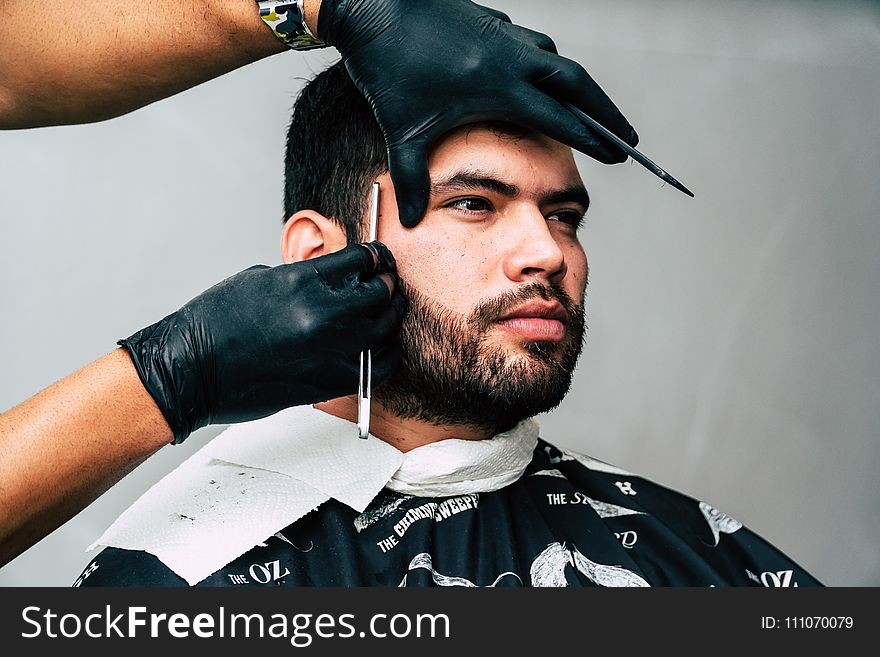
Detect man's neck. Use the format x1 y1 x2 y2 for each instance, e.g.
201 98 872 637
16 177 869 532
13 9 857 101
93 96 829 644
313 397 495 452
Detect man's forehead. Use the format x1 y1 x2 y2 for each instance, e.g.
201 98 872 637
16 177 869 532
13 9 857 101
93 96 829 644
437 121 572 156
428 124 583 190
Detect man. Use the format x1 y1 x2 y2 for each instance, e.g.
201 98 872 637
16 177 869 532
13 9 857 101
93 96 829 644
75 62 820 587
0 0 639 565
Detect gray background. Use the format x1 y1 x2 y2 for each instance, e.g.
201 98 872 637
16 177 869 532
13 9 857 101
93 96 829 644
1 0 878 586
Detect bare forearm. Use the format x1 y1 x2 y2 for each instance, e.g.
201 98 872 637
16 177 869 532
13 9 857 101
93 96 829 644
0 348 172 565
0 0 322 127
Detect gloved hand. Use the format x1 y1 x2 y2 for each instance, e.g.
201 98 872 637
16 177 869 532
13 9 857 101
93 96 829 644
119 242 404 444
318 0 638 228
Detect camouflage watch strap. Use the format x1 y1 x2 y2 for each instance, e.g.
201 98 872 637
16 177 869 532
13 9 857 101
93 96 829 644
256 0 326 50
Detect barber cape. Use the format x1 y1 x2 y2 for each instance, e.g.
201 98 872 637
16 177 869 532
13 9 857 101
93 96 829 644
80 405 821 588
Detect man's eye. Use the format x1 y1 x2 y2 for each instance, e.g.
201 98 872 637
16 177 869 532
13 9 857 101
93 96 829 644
447 197 492 213
547 209 586 229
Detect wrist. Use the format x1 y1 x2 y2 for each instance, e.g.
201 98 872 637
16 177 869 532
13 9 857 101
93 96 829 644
302 0 322 36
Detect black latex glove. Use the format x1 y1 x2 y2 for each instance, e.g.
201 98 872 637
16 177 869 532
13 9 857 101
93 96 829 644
119 242 404 444
318 0 638 228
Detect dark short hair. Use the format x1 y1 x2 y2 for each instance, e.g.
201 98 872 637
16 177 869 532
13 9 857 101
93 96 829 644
283 61 386 243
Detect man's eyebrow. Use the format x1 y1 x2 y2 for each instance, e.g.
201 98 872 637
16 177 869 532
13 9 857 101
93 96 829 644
540 185 591 212
431 170 590 212
430 170 519 198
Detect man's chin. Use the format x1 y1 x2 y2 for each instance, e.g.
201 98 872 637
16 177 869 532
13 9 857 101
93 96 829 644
483 331 572 362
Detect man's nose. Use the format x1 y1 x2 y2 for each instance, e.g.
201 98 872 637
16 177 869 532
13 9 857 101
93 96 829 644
502 209 568 284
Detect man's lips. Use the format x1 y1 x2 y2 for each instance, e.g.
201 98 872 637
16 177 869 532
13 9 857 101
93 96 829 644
494 300 568 341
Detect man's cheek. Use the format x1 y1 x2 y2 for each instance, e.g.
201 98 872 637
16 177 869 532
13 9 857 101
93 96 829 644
568 252 588 295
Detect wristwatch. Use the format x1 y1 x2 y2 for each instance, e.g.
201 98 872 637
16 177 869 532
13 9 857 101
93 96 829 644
256 0 326 50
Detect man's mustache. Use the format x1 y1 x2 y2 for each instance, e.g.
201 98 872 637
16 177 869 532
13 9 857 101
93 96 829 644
469 282 582 332
394 277 583 336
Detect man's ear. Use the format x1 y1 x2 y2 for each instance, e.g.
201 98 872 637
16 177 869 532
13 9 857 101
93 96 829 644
280 211 348 264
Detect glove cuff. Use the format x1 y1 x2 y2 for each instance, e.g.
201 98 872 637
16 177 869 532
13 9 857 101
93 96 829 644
118 314 207 445
316 0 353 47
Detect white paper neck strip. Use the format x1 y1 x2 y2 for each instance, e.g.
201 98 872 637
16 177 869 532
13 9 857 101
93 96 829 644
89 405 539 585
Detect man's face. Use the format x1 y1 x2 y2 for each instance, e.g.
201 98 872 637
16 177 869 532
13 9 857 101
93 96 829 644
370 126 590 434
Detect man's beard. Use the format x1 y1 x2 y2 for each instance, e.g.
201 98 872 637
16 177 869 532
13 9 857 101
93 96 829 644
374 279 586 436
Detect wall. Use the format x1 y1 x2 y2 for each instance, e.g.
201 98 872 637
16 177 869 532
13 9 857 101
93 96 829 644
1 0 877 586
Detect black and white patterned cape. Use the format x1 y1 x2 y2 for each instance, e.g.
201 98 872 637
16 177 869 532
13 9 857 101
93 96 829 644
75 440 820 588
